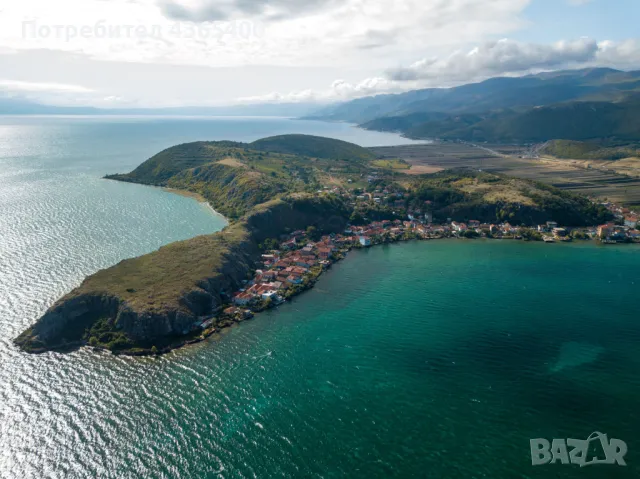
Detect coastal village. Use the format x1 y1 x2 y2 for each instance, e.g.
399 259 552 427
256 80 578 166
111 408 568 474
212 186 639 329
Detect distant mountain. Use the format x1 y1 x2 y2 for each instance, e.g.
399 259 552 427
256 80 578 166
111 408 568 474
0 97 103 115
0 96 320 117
306 68 640 144
306 68 640 124
403 98 640 143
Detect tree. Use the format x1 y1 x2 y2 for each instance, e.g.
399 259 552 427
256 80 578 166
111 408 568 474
259 238 279 251
306 225 321 241
349 210 365 225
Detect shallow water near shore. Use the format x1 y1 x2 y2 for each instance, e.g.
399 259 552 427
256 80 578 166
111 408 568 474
1 116 640 478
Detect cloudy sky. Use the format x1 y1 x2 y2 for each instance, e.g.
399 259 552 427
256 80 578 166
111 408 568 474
0 0 639 107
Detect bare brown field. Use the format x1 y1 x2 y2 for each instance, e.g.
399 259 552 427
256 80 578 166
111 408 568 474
370 143 640 206
405 165 445 175
217 157 247 168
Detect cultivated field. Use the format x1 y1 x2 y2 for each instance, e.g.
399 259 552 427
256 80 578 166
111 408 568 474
371 143 640 206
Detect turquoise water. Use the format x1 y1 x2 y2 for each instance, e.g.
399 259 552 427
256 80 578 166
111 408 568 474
1 117 639 478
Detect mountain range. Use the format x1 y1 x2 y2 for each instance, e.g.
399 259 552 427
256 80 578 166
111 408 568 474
304 68 640 145
0 96 319 117
5 67 640 146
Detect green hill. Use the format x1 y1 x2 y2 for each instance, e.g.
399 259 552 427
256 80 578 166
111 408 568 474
540 139 640 160
106 134 377 218
107 141 249 185
373 99 640 144
249 134 376 160
166 162 290 218
107 143 293 218
409 170 612 226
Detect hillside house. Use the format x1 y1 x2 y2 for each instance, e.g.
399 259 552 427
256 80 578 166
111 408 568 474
318 247 332 259
624 216 638 228
233 293 254 306
451 222 467 232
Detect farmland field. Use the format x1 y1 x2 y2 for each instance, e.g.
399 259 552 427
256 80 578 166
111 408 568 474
371 143 640 207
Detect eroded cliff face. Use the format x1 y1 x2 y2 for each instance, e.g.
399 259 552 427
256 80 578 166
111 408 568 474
16 294 122 351
15 236 258 353
15 195 349 353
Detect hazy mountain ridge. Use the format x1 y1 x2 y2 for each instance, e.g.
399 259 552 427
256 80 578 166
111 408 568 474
307 68 640 144
0 97 320 117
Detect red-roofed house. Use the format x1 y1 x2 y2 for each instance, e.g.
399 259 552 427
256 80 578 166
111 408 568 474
233 293 254 306
317 247 332 259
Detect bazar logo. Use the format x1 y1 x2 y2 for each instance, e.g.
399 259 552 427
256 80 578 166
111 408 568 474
530 432 627 466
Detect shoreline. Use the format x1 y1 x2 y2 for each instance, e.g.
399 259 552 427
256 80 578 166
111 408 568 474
74 229 638 358
162 187 228 221
104 175 229 221
161 187 229 221
35 163 635 357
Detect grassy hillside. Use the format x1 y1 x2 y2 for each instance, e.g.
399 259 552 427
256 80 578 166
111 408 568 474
408 170 612 226
106 134 377 218
360 112 449 132
167 163 290 218
108 141 247 184
61 194 349 313
249 134 376 160
370 99 640 144
541 140 640 160
453 101 640 143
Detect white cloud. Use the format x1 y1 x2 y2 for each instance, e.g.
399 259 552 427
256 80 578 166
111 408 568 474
596 39 640 66
0 0 637 107
0 0 530 69
238 76 410 103
0 79 93 93
239 38 640 104
158 0 339 22
386 38 600 82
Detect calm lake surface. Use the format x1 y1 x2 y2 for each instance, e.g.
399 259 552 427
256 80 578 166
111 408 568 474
1 116 639 478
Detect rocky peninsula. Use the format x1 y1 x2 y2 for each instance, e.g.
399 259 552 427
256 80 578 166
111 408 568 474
15 134 616 355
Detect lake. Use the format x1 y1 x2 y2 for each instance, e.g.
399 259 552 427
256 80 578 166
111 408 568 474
0 116 638 478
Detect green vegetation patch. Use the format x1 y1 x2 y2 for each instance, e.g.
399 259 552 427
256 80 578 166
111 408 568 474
542 139 640 160
371 158 411 170
249 134 376 161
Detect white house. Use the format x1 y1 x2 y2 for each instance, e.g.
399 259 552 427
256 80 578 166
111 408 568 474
451 221 467 232
358 236 371 246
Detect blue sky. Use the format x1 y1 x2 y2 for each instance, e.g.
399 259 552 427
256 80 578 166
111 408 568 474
521 0 640 43
0 0 639 106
